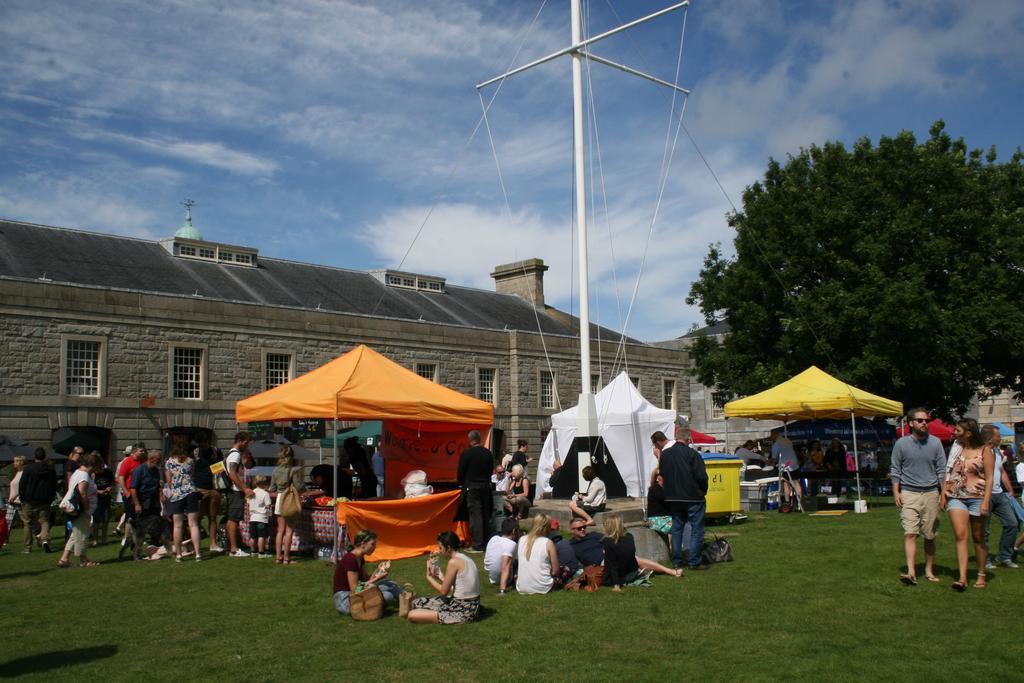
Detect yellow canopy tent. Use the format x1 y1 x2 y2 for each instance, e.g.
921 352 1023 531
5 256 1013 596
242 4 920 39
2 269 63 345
235 344 494 558
723 366 902 509
723 366 902 421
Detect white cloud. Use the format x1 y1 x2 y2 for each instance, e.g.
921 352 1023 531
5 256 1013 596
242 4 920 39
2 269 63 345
0 172 158 238
690 0 1024 155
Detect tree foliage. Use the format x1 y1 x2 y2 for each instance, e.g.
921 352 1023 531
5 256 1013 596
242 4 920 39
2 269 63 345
686 121 1024 418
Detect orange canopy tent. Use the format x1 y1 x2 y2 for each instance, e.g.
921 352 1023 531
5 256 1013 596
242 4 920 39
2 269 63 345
235 344 493 425
235 344 493 559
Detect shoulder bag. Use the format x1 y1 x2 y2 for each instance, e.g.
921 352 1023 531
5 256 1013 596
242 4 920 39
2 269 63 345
350 586 384 621
59 483 82 519
701 534 733 564
278 484 302 519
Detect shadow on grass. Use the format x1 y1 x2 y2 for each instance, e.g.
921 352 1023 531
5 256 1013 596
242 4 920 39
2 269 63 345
0 569 55 580
476 605 498 622
1 645 118 677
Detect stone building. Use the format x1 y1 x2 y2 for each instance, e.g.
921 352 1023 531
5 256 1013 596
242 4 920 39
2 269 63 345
0 217 689 464
656 322 781 451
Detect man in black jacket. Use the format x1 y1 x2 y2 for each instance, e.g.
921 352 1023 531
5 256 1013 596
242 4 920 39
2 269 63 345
654 416 708 570
18 448 57 553
458 430 494 552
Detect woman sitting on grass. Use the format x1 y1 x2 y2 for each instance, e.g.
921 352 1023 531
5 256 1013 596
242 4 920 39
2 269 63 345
407 530 480 624
516 513 564 594
333 529 402 616
645 468 672 534
601 514 681 591
503 464 531 519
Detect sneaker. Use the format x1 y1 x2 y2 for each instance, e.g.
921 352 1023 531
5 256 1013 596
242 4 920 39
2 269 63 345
257 553 272 559
637 568 654 581
467 547 484 554
195 554 203 562
42 541 52 554
229 549 250 558
1000 559 1019 569
209 545 224 553
985 560 996 571
175 555 183 563
21 549 30 554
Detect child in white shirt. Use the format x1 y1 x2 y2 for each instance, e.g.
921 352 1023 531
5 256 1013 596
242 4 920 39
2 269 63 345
249 476 273 557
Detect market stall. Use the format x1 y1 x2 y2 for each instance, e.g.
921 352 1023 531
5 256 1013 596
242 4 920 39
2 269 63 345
724 365 903 510
235 344 493 559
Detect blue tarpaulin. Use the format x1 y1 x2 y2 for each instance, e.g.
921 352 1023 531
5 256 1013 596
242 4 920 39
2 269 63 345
769 417 896 444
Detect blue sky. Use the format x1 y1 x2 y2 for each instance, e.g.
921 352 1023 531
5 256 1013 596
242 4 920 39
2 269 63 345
2 0 1021 343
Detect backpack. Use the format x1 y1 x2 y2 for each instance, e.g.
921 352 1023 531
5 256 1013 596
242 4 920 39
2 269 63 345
213 449 238 493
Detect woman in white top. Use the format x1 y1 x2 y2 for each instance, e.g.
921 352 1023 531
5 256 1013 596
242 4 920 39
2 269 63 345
568 466 607 526
516 513 562 594
407 530 480 624
58 452 100 568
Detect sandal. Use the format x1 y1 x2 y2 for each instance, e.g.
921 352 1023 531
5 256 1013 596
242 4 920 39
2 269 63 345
899 573 918 586
925 575 941 583
672 568 684 578
275 558 284 564
974 572 987 589
951 581 967 592
57 559 71 568
79 560 100 567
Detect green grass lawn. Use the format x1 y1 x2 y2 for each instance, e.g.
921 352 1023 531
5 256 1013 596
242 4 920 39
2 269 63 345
2 499 1018 681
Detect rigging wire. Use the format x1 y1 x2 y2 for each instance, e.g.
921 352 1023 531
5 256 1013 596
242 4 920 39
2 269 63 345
602 1 850 395
367 0 549 318
608 3 689 377
478 91 563 412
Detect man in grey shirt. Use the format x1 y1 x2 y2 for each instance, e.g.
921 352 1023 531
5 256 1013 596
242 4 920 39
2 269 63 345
891 407 947 585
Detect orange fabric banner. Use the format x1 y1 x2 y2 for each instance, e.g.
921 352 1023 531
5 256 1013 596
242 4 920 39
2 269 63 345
380 420 488 498
336 490 469 561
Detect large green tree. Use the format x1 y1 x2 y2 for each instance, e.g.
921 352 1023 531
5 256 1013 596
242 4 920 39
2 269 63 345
687 122 1024 418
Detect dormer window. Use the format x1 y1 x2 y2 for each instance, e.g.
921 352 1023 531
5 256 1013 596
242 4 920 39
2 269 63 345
373 269 446 293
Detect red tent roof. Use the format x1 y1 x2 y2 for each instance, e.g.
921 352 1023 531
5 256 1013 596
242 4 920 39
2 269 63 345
691 428 718 445
896 419 956 441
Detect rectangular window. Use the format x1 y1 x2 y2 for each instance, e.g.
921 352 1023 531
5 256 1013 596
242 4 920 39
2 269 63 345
663 379 677 411
540 370 556 409
402 277 415 287
235 253 252 265
178 245 196 256
428 281 443 291
172 347 204 399
415 363 437 382
477 367 496 405
64 340 101 396
710 391 727 420
198 247 215 259
265 353 292 389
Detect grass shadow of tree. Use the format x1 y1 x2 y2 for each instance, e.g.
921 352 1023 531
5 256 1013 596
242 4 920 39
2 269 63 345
1 645 118 677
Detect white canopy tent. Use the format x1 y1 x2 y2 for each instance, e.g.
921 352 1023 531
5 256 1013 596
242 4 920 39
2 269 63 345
536 372 675 498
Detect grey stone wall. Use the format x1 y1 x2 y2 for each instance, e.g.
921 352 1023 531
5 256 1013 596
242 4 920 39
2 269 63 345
0 279 689 463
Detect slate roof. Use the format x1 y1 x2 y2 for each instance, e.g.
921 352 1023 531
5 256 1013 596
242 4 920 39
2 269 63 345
0 219 641 342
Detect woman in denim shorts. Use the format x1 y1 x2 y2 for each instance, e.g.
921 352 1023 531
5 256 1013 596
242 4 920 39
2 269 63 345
943 419 994 591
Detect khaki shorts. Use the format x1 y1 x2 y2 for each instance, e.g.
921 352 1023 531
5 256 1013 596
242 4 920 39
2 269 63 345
900 489 940 539
196 488 222 520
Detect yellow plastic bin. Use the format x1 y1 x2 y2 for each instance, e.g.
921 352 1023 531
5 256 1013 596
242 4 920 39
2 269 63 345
702 455 742 518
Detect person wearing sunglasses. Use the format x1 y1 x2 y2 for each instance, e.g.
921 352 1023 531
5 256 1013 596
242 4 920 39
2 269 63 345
891 408 947 586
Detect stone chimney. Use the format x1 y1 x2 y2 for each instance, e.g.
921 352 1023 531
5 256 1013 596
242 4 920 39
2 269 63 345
491 258 548 307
